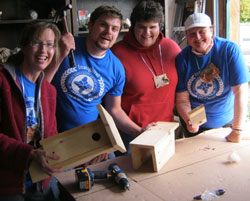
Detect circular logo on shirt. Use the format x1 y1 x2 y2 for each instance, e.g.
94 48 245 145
187 71 224 100
60 66 104 101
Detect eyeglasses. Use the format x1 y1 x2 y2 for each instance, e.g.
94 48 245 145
30 41 55 50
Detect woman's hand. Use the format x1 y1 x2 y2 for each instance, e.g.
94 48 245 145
30 149 62 176
225 130 241 143
186 120 199 133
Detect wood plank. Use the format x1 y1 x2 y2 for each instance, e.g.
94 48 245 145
139 144 250 201
97 104 126 153
76 180 163 201
127 128 250 182
188 104 207 127
56 128 250 200
230 0 240 43
152 129 175 171
130 122 179 146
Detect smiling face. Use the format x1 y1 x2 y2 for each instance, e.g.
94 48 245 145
133 21 160 47
22 28 55 81
186 27 213 54
87 14 121 56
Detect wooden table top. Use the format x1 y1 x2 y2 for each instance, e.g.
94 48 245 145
56 127 250 201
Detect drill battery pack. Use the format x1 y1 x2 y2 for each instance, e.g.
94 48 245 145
75 168 94 191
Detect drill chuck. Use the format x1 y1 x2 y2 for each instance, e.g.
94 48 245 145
116 175 130 191
108 163 130 190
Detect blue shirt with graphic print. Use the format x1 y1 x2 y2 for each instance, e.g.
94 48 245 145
52 37 125 132
16 67 38 129
176 37 250 128
16 67 38 188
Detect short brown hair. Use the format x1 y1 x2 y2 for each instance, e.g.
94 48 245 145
90 5 123 28
130 0 164 30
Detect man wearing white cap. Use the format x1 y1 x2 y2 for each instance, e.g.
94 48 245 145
175 13 250 142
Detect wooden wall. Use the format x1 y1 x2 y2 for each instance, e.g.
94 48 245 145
230 0 240 43
206 0 240 43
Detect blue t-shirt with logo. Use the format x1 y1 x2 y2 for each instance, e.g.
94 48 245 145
52 37 125 132
16 67 38 188
176 37 250 128
16 67 38 129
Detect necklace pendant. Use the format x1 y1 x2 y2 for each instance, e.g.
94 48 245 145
154 73 170 88
200 62 220 83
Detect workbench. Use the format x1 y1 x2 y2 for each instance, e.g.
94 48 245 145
56 127 250 201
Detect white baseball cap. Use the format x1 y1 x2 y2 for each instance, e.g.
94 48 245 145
184 13 212 31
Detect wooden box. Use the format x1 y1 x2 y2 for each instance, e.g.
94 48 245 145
29 104 126 183
130 122 179 172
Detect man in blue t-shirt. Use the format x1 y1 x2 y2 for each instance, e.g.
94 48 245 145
176 13 250 143
45 5 150 161
51 35 125 132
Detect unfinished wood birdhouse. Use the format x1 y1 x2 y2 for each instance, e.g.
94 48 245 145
29 104 126 183
130 122 179 172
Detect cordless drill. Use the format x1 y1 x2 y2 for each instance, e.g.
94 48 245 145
75 163 130 191
108 163 130 191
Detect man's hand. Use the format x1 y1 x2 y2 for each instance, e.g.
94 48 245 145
44 32 76 82
59 32 75 59
225 130 241 143
30 149 62 176
88 153 109 165
82 153 109 168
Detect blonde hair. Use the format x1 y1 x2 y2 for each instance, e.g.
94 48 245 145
8 20 61 65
